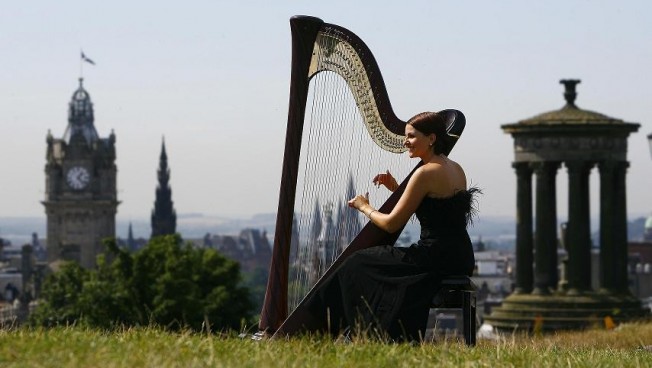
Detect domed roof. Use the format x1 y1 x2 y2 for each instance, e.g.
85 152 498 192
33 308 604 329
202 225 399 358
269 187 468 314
69 78 94 120
520 105 623 125
72 83 91 101
517 80 624 126
63 78 99 144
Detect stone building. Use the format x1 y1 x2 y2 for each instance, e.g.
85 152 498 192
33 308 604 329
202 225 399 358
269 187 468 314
42 78 118 269
486 79 649 331
203 229 272 273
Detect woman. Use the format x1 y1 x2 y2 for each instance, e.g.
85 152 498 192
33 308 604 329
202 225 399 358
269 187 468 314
303 111 479 341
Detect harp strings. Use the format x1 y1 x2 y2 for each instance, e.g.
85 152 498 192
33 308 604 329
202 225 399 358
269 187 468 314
286 69 412 312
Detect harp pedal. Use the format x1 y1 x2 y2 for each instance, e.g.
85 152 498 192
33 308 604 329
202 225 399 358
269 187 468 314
251 330 271 341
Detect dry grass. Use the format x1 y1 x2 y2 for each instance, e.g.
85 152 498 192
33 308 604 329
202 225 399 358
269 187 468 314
0 322 651 367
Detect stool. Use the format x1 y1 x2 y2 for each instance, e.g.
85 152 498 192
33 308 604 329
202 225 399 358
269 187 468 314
430 275 477 346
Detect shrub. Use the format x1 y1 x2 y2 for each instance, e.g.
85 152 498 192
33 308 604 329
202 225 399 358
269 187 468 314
30 235 254 332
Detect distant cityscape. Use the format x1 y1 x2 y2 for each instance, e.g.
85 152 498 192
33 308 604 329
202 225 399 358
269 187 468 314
2 212 651 250
3 211 651 322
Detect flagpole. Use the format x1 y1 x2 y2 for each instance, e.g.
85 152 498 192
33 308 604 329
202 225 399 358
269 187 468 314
79 50 95 80
80 49 84 80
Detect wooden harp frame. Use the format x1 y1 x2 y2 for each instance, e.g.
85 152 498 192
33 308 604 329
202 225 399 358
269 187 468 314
259 15 465 336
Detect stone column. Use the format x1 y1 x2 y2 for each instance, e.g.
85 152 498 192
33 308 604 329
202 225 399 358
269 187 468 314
565 161 593 294
613 161 630 294
532 161 560 294
19 245 34 323
513 162 534 294
599 160 629 293
598 161 612 292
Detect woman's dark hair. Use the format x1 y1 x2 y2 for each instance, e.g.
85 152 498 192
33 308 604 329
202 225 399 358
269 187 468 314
407 111 451 155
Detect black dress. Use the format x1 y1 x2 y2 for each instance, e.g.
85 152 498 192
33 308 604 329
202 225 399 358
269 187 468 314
303 188 479 341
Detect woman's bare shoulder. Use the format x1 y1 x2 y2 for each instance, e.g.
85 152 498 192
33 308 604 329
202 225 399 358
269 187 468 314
415 162 445 181
420 161 445 173
422 160 467 195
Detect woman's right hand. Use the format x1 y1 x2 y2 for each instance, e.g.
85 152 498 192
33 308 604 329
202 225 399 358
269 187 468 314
373 170 398 192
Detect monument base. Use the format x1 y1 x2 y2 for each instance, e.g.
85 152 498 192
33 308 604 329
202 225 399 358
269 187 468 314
484 292 651 332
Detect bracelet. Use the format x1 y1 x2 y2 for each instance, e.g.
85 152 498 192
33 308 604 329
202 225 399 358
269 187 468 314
367 209 377 218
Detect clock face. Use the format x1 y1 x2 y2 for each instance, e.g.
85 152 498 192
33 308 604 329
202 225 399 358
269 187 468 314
66 166 90 190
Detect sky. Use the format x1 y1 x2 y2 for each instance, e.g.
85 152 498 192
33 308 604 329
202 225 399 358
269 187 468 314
1 1 651 225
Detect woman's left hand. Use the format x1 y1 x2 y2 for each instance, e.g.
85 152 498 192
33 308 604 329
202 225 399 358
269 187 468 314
373 170 398 192
348 192 369 211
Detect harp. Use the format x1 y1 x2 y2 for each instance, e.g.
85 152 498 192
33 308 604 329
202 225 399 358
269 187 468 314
259 16 465 336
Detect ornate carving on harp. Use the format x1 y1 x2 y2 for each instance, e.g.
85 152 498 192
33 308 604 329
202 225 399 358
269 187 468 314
259 15 465 336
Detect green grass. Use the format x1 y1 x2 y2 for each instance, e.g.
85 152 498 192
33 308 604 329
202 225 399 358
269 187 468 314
1 323 651 367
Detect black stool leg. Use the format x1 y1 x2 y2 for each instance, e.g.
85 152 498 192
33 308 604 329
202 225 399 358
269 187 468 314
462 291 471 346
470 292 477 346
433 277 477 346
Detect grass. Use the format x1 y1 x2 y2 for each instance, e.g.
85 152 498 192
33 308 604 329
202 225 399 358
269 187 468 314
1 322 651 367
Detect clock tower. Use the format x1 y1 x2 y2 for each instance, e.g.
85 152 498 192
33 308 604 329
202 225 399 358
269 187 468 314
43 78 119 269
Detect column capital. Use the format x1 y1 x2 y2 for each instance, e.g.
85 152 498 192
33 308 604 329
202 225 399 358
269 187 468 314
565 160 594 174
598 160 629 173
530 161 561 176
512 161 533 175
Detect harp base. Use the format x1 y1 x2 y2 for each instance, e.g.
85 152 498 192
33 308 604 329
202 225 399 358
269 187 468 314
251 330 270 341
237 330 271 341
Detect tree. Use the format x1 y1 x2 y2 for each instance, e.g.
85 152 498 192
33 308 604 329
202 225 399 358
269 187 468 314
31 235 254 332
29 261 89 327
241 266 269 314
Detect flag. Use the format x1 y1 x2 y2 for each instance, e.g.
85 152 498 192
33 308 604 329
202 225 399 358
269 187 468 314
81 51 95 65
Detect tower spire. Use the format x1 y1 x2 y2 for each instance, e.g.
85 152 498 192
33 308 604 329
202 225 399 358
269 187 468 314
151 137 177 238
127 222 136 251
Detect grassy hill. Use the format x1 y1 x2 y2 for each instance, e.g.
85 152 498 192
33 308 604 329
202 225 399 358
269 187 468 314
1 322 651 367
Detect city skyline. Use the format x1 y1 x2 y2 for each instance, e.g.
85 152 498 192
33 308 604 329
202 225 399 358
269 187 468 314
1 1 651 224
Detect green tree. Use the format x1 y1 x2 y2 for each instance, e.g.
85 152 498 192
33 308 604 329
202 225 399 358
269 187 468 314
132 235 253 331
31 235 254 332
242 266 269 314
29 261 89 327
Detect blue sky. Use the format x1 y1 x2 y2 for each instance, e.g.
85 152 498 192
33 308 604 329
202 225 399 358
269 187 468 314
1 1 651 223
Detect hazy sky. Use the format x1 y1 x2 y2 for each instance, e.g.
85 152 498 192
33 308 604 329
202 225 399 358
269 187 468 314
1 1 651 223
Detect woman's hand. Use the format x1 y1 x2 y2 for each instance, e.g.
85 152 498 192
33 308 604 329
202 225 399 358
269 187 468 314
348 192 370 212
373 170 399 192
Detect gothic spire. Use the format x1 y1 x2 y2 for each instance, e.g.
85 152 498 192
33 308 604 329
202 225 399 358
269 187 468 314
309 199 322 244
127 222 136 251
338 173 361 245
151 137 177 238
